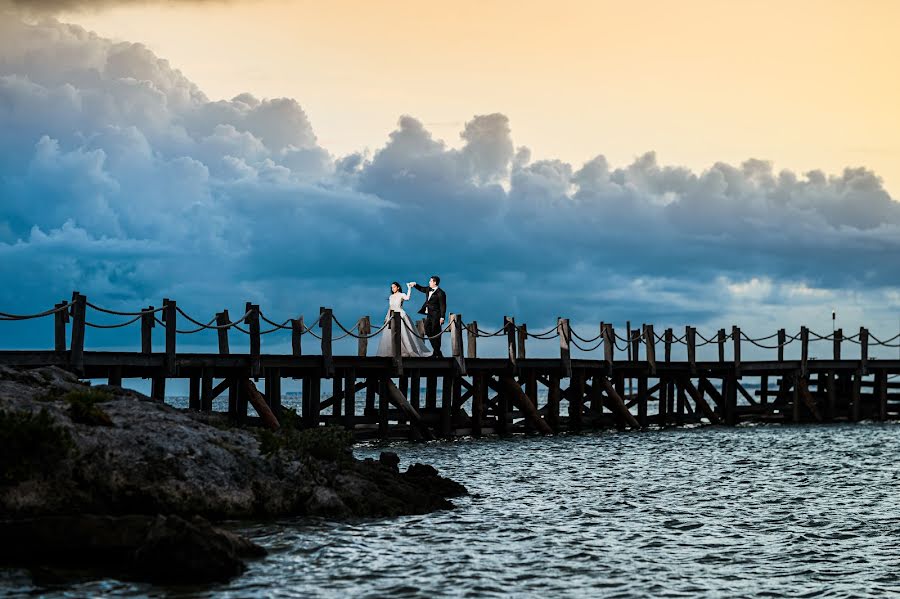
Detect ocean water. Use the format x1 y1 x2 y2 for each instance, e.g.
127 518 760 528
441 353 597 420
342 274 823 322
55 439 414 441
6 422 900 598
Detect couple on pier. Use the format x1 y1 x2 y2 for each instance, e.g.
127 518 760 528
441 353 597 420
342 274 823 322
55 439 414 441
375 276 446 358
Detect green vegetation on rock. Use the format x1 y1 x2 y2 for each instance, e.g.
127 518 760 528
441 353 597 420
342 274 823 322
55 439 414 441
257 409 353 461
0 408 73 485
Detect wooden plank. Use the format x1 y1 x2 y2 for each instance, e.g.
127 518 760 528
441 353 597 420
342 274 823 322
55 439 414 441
599 376 641 429
54 301 69 352
216 310 230 355
69 292 86 374
163 299 176 377
500 374 553 434
385 379 435 441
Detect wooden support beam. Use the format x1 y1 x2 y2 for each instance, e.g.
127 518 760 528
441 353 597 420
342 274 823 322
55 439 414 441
760 375 769 406
54 301 69 353
559 318 572 378
108 366 122 388
599 376 641 429
637 375 648 428
499 375 553 434
201 369 213 412
658 375 668 426
162 298 176 377
851 371 862 422
141 305 155 355
698 378 725 411
384 379 435 441
630 328 640 362
69 292 86 374
496 375 509 435
833 328 842 360
800 326 809 377
517 323 527 359
378 377 389 438
568 369 585 430
723 375 737 426
246 302 261 378
735 380 757 406
547 373 561 432
291 316 303 357
472 373 484 437
188 375 200 410
151 374 165 402
732 326 741 375
797 377 823 422
686 326 696 373
228 378 238 418
859 327 868 375
356 316 370 357
505 316 517 367
390 310 402 374
242 379 280 430
644 324 656 375
675 378 685 425
216 310 230 355
441 374 452 438
876 370 888 421
266 368 282 412
603 324 614 369
717 328 726 363
320 307 333 377
425 375 437 410
825 370 836 420
332 375 343 420
451 313 466 374
777 329 786 362
467 320 478 358
677 377 720 424
664 328 673 363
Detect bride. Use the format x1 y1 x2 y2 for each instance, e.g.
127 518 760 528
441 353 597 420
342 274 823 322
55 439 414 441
376 282 432 357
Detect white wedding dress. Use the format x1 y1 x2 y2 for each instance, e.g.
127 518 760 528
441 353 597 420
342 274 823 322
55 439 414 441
375 290 432 357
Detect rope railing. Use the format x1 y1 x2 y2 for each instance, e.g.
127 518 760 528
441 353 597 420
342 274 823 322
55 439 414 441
5 296 900 364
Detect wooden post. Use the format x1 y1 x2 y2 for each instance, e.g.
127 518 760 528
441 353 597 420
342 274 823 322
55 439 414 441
69 292 86 374
724 374 737 426
499 374 553 434
201 369 213 412
626 321 632 362
517 323 527 360
644 324 656 375
851 370 862 422
559 318 572 378
291 316 303 356
824 371 835 419
675 378 685 425
216 310 230 355
717 328 726 363
630 328 640 362
141 305 154 355
505 316 517 366
409 370 420 439
637 375 648 428
732 326 741 376
547 373 561 432
800 326 809 377
467 320 478 358
266 368 282 412
761 375 769 406
600 376 641 429
569 369 584 430
320 307 333 377
242 379 280 430
227 378 238 417
390 310 402 374
777 329 786 362
451 313 466 374
603 324 614 369
357 316 370 357
686 326 696 373
108 366 122 388
472 373 484 437
441 374 452 438
859 327 868 374
247 303 261 378
151 375 165 402
189 375 201 410
378 377 388 438
658 375 668 426
162 298 176 377
365 377 377 413
832 328 842 361
332 375 343 420
496 376 509 436
54 301 69 352
426 376 437 410
877 370 888 421
664 328 673 363
384 379 435 441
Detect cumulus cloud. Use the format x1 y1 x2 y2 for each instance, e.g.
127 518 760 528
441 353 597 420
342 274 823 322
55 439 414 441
1 15 899 356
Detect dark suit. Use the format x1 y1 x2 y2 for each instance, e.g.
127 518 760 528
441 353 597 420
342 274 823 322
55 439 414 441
413 284 446 357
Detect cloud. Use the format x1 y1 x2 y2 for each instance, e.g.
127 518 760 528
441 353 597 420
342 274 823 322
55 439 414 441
1 15 899 357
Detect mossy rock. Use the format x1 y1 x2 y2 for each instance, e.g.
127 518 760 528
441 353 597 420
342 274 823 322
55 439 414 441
257 411 353 462
0 409 73 485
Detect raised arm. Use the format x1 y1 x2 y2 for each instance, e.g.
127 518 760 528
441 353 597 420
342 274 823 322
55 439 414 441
401 283 412 301
411 282 429 294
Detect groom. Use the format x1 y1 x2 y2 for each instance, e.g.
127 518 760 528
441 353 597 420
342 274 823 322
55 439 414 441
411 276 446 358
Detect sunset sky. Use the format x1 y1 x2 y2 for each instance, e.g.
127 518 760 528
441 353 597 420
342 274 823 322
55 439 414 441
1 0 899 359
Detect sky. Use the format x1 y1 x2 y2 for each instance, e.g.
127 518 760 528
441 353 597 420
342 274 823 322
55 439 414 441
1 0 899 362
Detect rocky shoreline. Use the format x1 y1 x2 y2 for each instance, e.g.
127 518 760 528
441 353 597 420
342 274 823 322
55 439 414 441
0 366 466 584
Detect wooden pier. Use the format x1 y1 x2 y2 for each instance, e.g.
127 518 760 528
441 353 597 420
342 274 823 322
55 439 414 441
2 293 899 440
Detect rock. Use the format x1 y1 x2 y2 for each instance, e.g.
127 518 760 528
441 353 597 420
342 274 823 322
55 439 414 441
0 514 265 584
379 451 400 471
305 486 350 517
404 463 469 498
